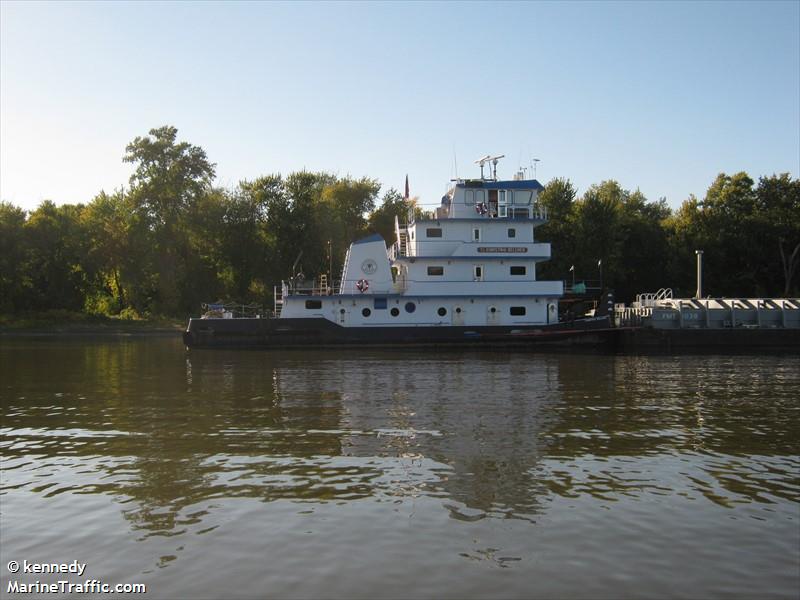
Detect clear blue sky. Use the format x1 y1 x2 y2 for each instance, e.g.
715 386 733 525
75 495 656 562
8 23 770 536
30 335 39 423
2 1 798 212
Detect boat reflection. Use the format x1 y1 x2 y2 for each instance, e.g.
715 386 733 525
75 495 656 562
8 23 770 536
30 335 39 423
1 339 798 541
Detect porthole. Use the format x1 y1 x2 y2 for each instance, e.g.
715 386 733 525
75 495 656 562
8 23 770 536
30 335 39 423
490 307 497 313
455 307 462 314
437 307 447 317
405 302 416 313
362 308 371 317
390 307 400 317
340 308 346 314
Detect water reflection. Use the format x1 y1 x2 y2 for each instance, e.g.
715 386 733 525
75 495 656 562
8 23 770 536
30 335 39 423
2 340 798 532
1 338 799 597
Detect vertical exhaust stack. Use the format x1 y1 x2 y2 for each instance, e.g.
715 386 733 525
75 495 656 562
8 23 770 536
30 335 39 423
695 250 704 299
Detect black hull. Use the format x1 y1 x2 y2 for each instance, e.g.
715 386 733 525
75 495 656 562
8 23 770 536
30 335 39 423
618 326 800 352
183 316 616 349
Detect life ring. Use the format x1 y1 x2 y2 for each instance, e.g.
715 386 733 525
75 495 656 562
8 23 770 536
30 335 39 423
475 202 488 216
356 279 369 293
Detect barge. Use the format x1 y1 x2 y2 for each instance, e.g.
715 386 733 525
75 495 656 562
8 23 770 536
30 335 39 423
614 290 800 351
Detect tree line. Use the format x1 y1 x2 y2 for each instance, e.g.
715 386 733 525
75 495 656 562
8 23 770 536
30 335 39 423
1 126 798 319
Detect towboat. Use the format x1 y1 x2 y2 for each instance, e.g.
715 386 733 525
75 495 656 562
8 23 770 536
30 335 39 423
183 156 613 348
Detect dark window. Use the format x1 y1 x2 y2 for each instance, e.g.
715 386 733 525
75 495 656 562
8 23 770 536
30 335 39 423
510 306 526 316
512 208 529 219
374 298 387 309
427 266 444 276
362 308 371 317
473 228 480 241
390 307 400 317
426 228 442 238
474 266 483 279
405 302 416 313
508 228 516 238
437 307 447 317
510 266 526 275
305 300 322 309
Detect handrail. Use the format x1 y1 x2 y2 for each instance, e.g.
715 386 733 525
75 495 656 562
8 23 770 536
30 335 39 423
635 288 673 307
201 301 263 319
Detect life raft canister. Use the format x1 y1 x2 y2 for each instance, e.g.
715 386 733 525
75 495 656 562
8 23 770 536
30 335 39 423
356 279 369 293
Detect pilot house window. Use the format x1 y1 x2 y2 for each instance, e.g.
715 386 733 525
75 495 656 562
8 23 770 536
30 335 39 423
511 208 530 219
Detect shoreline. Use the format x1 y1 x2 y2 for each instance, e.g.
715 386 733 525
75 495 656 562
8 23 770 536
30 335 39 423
0 329 183 337
0 316 185 337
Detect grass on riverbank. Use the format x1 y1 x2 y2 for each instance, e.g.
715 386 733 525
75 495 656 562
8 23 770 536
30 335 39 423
0 310 184 334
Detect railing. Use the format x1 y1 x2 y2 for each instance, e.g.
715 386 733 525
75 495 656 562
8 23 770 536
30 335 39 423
201 302 264 319
615 306 652 327
281 278 341 297
634 288 673 308
564 279 602 294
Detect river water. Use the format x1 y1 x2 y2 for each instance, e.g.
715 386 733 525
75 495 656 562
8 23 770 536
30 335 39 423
1 337 798 599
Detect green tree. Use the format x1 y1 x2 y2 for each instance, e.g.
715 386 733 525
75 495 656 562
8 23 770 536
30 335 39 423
698 172 760 295
571 181 626 292
123 126 216 314
367 187 414 246
0 202 29 312
663 195 704 296
536 178 578 281
565 181 672 301
82 190 151 314
755 173 800 296
320 176 379 244
319 176 380 278
617 190 671 298
24 201 89 311
282 171 336 281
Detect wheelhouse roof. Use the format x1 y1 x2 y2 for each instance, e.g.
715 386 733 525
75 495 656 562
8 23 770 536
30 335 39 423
457 179 544 192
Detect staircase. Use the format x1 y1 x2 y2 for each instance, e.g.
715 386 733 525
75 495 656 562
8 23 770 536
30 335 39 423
339 247 352 293
398 229 409 257
394 214 409 257
273 284 284 317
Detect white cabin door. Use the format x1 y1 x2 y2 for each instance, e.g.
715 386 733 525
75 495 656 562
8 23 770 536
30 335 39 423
337 307 348 325
487 305 500 325
453 306 464 326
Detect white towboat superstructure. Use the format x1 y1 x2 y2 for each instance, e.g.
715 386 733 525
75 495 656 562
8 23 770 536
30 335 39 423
278 158 562 328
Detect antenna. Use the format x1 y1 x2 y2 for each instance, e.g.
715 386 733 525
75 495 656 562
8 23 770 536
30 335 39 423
531 158 540 180
489 154 505 180
474 155 492 179
475 154 504 180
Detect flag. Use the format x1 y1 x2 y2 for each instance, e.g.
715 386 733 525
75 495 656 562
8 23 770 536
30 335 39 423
404 174 409 200
569 265 574 272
